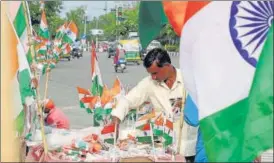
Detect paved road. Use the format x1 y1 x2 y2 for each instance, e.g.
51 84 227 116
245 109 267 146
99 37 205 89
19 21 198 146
39 51 180 128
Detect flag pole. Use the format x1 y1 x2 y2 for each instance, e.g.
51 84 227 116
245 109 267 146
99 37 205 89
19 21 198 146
112 122 118 162
150 122 157 161
177 88 187 154
22 1 49 157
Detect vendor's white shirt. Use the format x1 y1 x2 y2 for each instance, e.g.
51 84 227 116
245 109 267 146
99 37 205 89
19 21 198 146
111 68 198 155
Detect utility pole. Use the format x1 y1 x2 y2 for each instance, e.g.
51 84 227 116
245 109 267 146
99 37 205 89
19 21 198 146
84 8 87 37
96 17 99 50
84 8 88 51
104 1 107 15
115 4 118 41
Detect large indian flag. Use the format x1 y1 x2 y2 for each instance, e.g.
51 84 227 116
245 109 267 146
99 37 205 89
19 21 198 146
5 6 35 134
174 1 273 162
7 1 33 65
91 43 103 96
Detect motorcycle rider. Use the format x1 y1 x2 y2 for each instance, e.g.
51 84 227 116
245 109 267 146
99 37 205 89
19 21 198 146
113 43 126 66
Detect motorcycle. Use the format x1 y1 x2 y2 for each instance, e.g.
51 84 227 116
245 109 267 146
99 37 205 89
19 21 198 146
115 58 126 73
71 47 82 59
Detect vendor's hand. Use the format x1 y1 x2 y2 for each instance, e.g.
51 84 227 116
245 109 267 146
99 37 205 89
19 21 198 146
254 156 261 163
111 116 121 141
112 116 121 125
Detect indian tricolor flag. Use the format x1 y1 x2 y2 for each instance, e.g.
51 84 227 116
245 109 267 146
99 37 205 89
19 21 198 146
76 87 94 113
91 42 103 96
35 42 47 55
100 85 113 115
110 76 125 98
162 117 173 147
153 113 164 136
62 43 72 54
100 85 112 107
136 122 152 143
101 123 116 144
55 23 67 40
53 39 62 48
39 10 49 39
63 21 78 44
164 1 273 162
53 46 61 59
36 54 46 63
135 111 155 143
5 8 35 134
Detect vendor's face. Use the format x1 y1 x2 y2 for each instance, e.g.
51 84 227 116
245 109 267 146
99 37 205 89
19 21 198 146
146 62 169 82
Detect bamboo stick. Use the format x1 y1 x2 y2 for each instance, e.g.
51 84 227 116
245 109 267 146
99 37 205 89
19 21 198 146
177 88 187 154
42 6 52 100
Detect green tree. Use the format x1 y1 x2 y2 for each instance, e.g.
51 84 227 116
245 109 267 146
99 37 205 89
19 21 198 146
85 2 178 43
29 1 64 37
157 24 178 45
89 4 140 41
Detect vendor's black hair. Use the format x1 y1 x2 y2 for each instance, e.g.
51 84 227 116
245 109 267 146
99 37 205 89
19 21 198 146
143 48 171 68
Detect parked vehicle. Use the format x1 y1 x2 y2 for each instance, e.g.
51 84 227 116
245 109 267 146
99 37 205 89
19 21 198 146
141 40 162 60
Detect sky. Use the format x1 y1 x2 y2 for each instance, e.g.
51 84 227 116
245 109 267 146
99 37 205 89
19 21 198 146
60 1 136 20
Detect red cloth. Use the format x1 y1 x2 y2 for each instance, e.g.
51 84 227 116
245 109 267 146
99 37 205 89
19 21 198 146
46 108 70 129
114 48 126 64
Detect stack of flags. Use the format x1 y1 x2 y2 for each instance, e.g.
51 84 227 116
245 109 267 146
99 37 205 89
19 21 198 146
76 76 125 127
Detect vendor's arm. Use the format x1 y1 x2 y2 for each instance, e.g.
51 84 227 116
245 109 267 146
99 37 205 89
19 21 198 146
111 78 149 122
45 115 57 127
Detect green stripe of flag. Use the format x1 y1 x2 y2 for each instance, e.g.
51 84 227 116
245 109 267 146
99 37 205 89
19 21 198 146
15 110 25 135
137 136 152 143
91 75 103 96
39 28 49 39
62 35 74 44
104 138 114 144
13 3 27 38
26 50 33 65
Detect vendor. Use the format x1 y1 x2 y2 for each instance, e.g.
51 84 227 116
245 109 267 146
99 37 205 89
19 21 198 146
111 48 198 160
43 98 70 130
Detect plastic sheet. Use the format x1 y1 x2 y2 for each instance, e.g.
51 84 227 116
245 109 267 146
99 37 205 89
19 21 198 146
46 126 102 150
